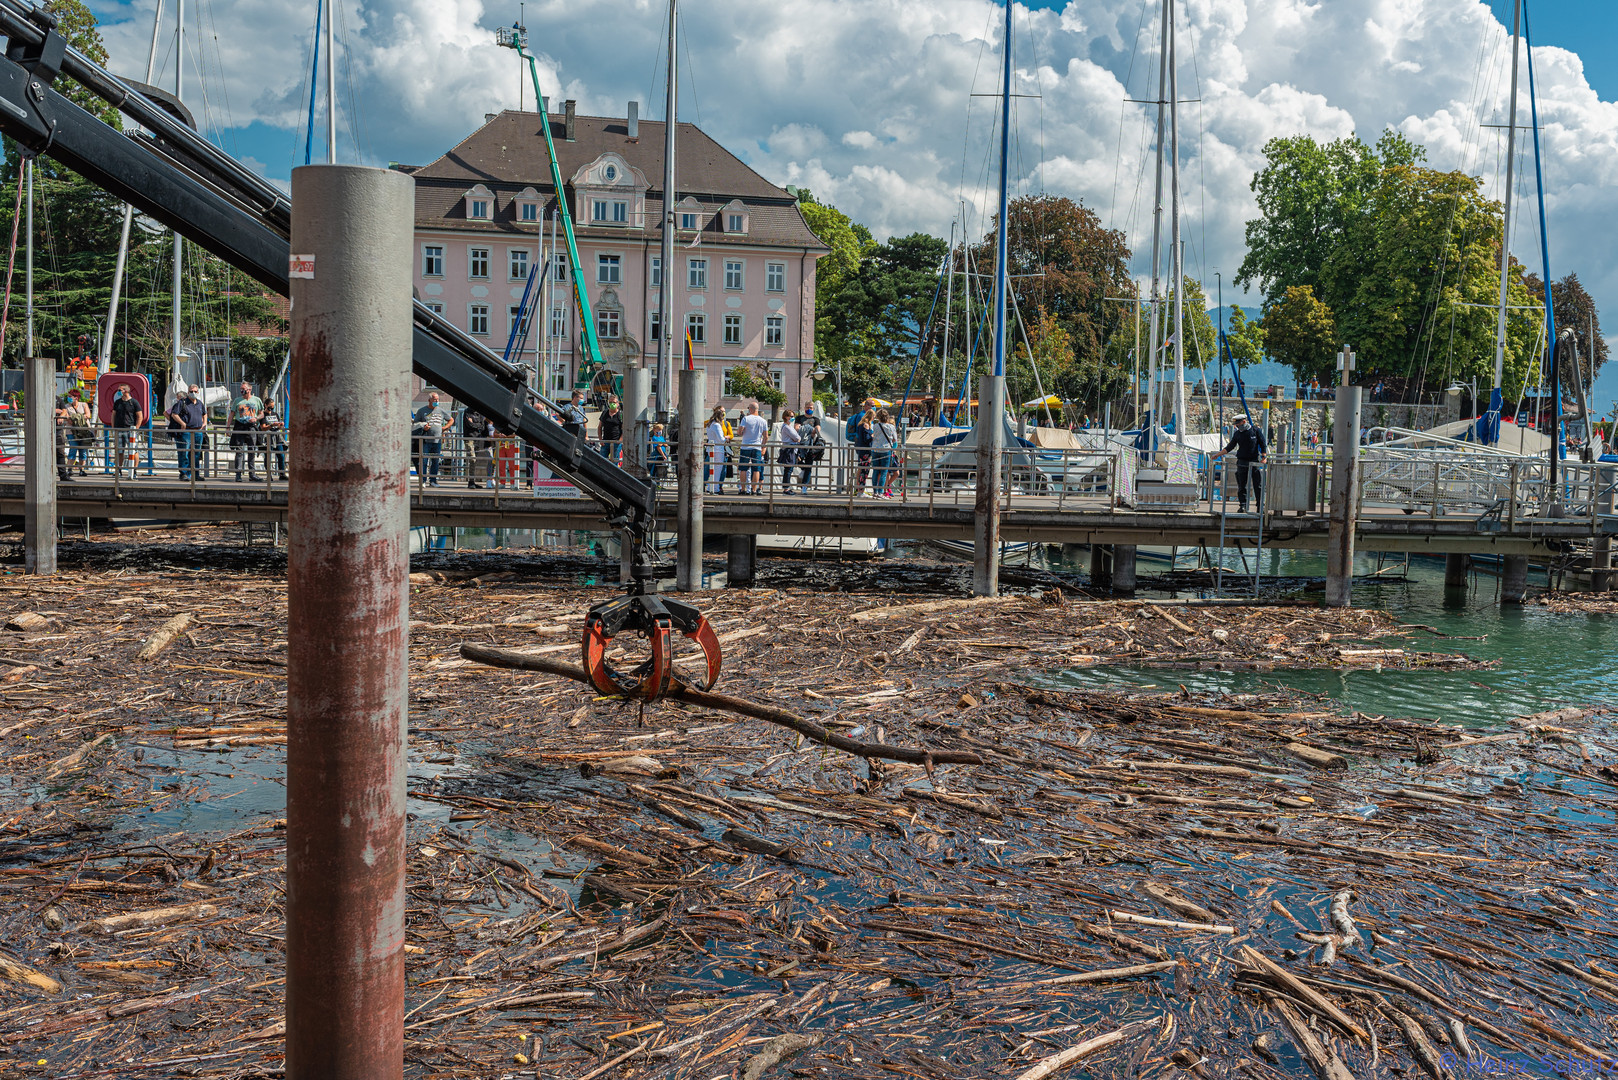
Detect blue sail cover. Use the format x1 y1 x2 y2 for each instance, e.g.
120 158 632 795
1477 388 1503 445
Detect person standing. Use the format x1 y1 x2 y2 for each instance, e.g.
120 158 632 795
598 398 624 462
648 422 669 484
1214 413 1267 513
51 392 76 481
463 408 495 489
796 416 824 491
230 381 262 482
736 402 768 495
776 411 801 493
166 386 206 480
852 411 875 494
562 389 587 441
62 388 92 475
111 386 145 478
412 392 450 486
259 399 288 481
705 406 729 495
870 408 898 497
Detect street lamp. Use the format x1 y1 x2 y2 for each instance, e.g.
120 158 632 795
811 364 843 423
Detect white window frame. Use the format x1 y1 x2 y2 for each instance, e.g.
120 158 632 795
723 313 743 346
509 249 529 281
468 304 490 336
650 257 661 289
768 369 785 391
765 314 784 347
686 312 706 344
722 367 739 397
724 259 744 291
727 213 745 233
766 262 786 292
468 247 490 280
425 301 444 316
650 310 662 341
519 201 539 222
469 198 490 220
597 254 622 285
687 257 708 289
508 305 531 337
597 308 622 340
551 253 569 282
422 245 444 277
550 306 569 338
679 211 699 230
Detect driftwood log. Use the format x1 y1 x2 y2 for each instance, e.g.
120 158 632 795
458 642 983 767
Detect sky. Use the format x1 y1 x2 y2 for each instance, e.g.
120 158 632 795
79 0 1618 400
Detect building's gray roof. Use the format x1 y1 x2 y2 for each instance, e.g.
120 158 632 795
405 110 826 252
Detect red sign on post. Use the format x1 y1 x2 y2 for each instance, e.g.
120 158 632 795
95 372 151 426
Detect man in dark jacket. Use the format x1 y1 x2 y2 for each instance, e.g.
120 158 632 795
1216 414 1266 512
111 386 145 478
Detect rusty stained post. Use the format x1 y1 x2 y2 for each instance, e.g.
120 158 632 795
1325 381 1361 608
676 367 705 591
285 164 414 1080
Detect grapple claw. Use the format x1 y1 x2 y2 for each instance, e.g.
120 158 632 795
580 594 721 701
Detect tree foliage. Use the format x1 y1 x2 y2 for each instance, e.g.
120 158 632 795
1225 308 1266 369
1238 130 1553 397
1262 286 1337 382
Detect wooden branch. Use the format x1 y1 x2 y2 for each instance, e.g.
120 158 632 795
1013 1016 1165 1080
458 642 983 767
136 613 193 660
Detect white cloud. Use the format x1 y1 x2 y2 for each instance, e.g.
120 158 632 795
85 0 1618 324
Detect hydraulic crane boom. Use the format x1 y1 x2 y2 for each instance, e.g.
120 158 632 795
0 1 719 698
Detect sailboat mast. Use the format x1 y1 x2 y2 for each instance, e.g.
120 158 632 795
1522 0 1560 476
24 158 31 360
1168 0 1186 438
99 0 165 375
939 221 955 425
1144 0 1170 442
1492 0 1521 389
655 0 676 419
991 0 1011 384
325 0 336 163
170 0 183 389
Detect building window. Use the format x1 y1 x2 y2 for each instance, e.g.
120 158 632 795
722 367 739 397
723 313 743 345
765 315 784 347
509 249 529 280
650 257 661 288
597 254 622 284
687 312 706 344
680 211 699 230
469 248 490 279
597 309 621 340
509 305 531 337
519 201 539 222
766 262 786 292
550 306 568 338
425 301 444 316
650 311 662 341
727 213 745 233
724 260 744 290
469 198 490 220
592 199 628 224
422 246 443 277
688 258 707 289
469 304 489 336
551 253 569 282
768 369 785 391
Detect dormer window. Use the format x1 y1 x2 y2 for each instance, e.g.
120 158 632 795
591 199 629 225
463 184 495 221
514 185 542 224
720 199 749 235
676 195 704 232
680 211 699 230
603 164 618 182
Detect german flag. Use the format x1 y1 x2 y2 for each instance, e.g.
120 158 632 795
683 331 696 372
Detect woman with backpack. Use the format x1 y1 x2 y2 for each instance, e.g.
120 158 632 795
796 417 825 491
870 408 899 498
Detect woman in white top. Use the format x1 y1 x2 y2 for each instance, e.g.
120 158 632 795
705 406 729 495
871 408 899 497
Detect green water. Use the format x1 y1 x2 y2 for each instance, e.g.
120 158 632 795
1049 549 1618 728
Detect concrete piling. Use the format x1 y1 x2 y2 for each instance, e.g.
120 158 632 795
1112 545 1138 594
726 534 756 586
1501 555 1529 605
676 367 705 592
23 352 55 575
284 164 414 1080
1325 384 1361 608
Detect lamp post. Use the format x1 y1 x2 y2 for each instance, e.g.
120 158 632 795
812 364 843 423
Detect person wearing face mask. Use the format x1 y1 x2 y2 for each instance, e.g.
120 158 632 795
165 386 208 481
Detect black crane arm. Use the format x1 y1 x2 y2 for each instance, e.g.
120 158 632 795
0 0 656 535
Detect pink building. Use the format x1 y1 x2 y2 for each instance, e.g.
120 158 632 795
401 104 827 413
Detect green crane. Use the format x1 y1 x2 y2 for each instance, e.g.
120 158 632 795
497 24 603 387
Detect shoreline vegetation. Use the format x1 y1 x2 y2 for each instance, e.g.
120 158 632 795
0 529 1615 1078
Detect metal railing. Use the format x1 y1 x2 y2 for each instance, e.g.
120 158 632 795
3 410 1614 530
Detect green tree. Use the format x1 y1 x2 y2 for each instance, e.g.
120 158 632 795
1225 307 1266 369
1529 272 1606 389
1262 285 1338 383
